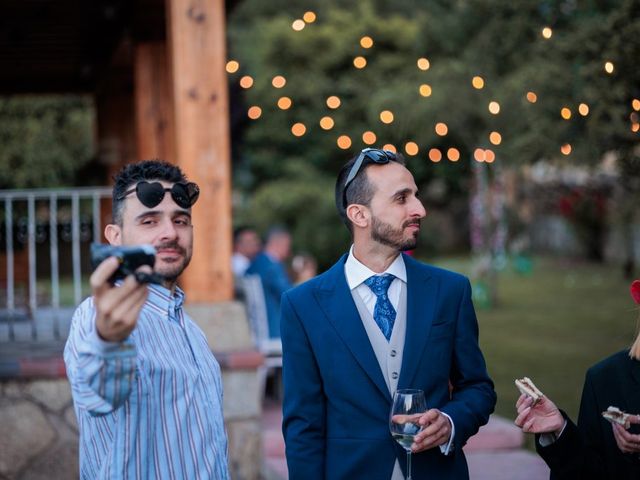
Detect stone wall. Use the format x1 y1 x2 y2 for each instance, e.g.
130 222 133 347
1 300 264 480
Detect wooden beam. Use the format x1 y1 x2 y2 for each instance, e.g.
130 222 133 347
134 42 176 161
165 0 233 302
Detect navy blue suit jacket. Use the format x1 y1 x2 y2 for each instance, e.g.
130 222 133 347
281 253 496 480
246 252 292 338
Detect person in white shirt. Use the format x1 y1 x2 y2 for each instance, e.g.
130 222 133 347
231 226 261 277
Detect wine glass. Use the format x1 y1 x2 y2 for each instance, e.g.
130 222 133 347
389 389 426 480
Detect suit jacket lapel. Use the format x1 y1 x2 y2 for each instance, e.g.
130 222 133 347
398 255 437 389
314 254 391 401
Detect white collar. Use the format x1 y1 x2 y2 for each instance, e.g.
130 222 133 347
344 245 407 290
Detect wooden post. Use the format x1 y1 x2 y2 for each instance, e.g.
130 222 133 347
165 0 233 302
134 42 176 161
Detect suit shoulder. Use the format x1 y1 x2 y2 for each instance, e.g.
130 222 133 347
283 271 325 302
586 349 632 379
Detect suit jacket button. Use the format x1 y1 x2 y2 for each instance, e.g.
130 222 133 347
391 372 398 379
390 349 397 357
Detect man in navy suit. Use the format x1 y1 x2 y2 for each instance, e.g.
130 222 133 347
281 148 496 479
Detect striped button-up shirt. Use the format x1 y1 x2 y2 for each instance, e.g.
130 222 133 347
64 284 230 480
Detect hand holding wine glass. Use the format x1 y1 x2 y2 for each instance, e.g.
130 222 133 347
390 389 426 480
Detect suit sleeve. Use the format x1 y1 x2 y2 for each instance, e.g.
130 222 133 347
280 292 326 480
440 278 497 445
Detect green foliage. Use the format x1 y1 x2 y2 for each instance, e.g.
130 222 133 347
0 96 94 189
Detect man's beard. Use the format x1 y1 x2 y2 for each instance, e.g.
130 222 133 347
371 216 420 252
154 241 191 282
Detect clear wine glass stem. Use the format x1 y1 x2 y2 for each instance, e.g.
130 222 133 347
406 450 412 480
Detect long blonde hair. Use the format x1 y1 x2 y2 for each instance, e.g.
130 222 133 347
631 318 640 360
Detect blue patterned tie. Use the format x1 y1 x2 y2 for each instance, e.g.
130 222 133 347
364 274 396 341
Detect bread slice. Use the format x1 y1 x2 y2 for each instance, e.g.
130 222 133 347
602 406 631 426
515 377 544 405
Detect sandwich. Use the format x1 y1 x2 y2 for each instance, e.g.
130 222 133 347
602 406 631 427
515 377 544 405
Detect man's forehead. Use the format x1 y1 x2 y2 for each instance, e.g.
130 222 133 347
368 162 416 190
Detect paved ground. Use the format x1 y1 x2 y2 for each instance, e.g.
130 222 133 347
261 400 550 480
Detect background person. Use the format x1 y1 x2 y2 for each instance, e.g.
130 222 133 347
64 160 229 479
514 280 640 479
231 225 261 277
281 148 496 479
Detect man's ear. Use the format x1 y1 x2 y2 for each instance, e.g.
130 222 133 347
104 224 122 246
346 204 369 229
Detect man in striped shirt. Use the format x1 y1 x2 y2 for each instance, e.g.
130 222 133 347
64 160 230 479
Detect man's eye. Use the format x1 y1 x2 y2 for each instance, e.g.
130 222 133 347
141 219 156 225
175 218 190 226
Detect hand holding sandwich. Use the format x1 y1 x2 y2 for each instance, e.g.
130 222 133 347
515 393 565 436
612 415 640 454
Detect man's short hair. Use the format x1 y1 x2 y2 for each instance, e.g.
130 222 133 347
111 160 188 225
233 226 256 245
334 151 406 232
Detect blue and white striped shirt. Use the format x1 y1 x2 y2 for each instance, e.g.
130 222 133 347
64 284 230 480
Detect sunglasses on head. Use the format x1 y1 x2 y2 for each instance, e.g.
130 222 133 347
117 181 200 209
342 148 397 208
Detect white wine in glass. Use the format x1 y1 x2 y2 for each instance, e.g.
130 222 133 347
389 389 426 480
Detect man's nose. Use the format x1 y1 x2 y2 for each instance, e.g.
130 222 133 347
158 217 178 240
411 197 427 219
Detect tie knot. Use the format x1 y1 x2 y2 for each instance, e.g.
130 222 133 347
364 273 395 296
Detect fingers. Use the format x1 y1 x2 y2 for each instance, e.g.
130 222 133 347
95 274 149 342
412 410 451 452
612 423 640 454
90 257 121 296
514 406 531 428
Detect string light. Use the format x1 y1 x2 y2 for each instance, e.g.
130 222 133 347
561 144 572 155
447 148 460 162
542 27 553 39
474 148 486 162
604 61 614 74
632 99 640 111
239 75 254 89
561 107 572 120
417 58 430 71
247 106 262 120
485 149 496 163
419 84 432 97
488 101 500 114
362 131 376 144
319 116 334 130
277 97 292 110
578 103 589 116
326 96 341 109
435 122 448 136
291 123 306 137
380 110 394 124
360 36 374 48
353 56 367 69
303 11 316 23
405 142 419 156
292 19 305 31
225 60 240 73
382 144 397 153
428 148 442 162
272 75 286 88
337 135 352 149
526 91 538 103
632 123 640 133
472 76 485 89
489 131 502 145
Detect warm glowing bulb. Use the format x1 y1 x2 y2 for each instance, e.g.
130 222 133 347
319 116 334 130
472 76 485 89
578 103 589 116
362 131 377 145
247 106 262 120
542 27 553 39
382 144 397 153
488 101 500 114
353 56 367 69
604 61 614 74
417 58 430 71
561 144 572 155
380 110 394 124
303 11 316 23
405 142 419 156
360 36 374 49
428 148 442 162
447 148 460 162
561 107 572 120
419 84 432 97
474 148 486 162
226 60 240 73
277 97 292 110
272 75 286 88
526 91 538 103
291 123 306 137
326 96 341 109
632 123 640 133
489 131 502 145
337 135 352 149
435 122 448 136
239 75 254 89
485 149 496 163
292 19 305 31
632 99 640 111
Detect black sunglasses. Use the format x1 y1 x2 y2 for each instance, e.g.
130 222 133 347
342 148 397 208
117 181 200 209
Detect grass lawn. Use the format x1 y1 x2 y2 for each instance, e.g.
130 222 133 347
434 255 635 433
